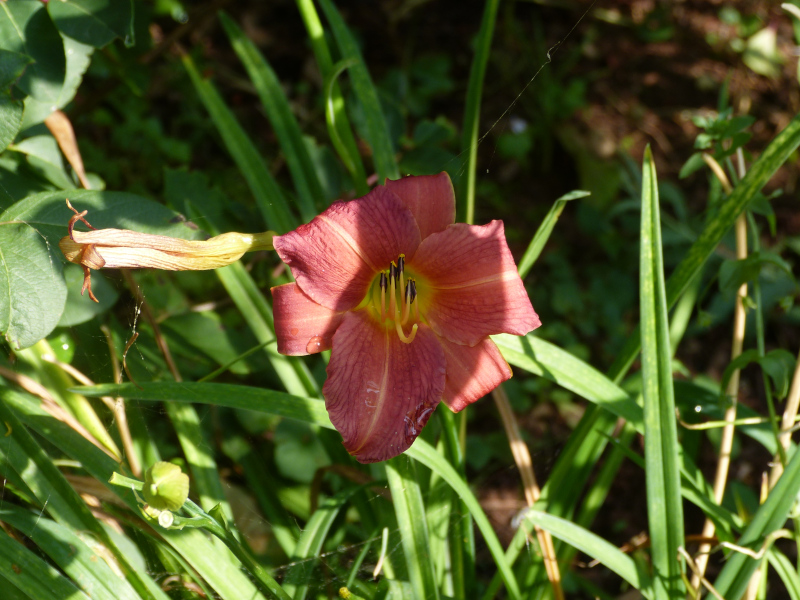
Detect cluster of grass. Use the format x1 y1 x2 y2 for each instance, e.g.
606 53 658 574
1 2 800 599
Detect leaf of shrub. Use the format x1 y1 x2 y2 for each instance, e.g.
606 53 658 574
0 1 66 102
0 220 66 349
721 349 797 401
48 0 135 48
0 95 23 153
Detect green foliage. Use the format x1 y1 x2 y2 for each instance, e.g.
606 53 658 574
2 3 800 600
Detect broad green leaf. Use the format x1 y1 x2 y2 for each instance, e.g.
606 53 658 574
0 528 90 600
182 54 296 234
0 49 34 89
522 510 651 595
387 457 440 600
317 0 398 182
0 220 66 349
0 0 65 102
639 146 684 599
721 348 797 401
48 0 134 48
21 36 93 127
718 250 794 293
1 189 203 250
219 11 322 222
58 264 118 326
12 134 76 190
0 94 23 154
713 445 800 599
518 190 589 278
0 506 141 600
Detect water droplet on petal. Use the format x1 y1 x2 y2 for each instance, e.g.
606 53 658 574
403 404 435 445
306 336 324 354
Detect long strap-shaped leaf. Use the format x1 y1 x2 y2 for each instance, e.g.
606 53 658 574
182 54 296 234
713 444 800 599
219 11 322 222
639 146 684 599
316 0 399 182
77 381 523 600
387 456 440 600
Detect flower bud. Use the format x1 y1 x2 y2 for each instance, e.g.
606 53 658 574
142 461 189 512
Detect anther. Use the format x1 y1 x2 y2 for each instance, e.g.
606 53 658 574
389 266 397 320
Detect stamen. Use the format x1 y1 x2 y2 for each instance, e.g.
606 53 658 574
395 319 418 344
401 281 411 325
379 272 387 321
397 255 405 314
412 280 419 321
389 264 397 319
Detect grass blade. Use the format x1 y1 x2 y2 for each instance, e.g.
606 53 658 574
493 333 643 426
608 110 800 381
522 510 651 596
713 445 800 599
182 54 296 233
219 11 322 221
0 527 90 600
639 146 684 598
2 389 270 600
517 190 589 279
459 0 500 224
295 0 368 193
77 381 522 599
0 506 141 600
317 0 398 182
386 456 440 600
282 486 364 599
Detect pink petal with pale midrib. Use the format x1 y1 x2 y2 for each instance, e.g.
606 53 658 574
273 188 422 312
440 337 512 412
384 172 455 240
323 311 446 463
412 220 541 346
271 283 345 355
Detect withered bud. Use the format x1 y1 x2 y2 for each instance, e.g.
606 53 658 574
59 200 274 302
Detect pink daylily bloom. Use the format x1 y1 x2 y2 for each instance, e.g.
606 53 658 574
271 173 541 463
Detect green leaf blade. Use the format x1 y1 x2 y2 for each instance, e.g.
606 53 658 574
639 146 684 599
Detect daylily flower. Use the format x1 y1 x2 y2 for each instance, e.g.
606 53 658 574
60 200 274 301
271 173 540 463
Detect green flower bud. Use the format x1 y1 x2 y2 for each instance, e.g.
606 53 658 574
142 461 189 512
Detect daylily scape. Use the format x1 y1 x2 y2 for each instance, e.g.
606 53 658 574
272 173 540 463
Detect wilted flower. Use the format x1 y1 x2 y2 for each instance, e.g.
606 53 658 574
59 200 274 301
271 173 540 463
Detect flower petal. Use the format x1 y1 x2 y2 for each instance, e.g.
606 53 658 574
384 172 455 240
412 220 541 345
271 283 345 355
323 311 446 463
273 187 421 311
440 337 511 412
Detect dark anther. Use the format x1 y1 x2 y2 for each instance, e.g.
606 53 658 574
408 279 417 304
397 255 405 275
380 272 387 290
389 262 397 282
